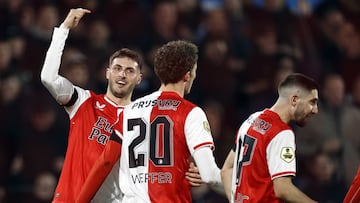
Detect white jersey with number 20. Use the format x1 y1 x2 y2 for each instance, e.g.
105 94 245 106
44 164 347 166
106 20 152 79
119 91 215 203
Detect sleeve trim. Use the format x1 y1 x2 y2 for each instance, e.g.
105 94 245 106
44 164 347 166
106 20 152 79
271 171 296 180
193 142 214 151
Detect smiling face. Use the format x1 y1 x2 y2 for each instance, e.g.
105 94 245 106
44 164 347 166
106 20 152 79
106 57 142 103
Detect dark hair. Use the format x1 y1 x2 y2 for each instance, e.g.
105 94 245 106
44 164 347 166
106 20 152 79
279 73 319 92
109 48 144 70
154 40 198 85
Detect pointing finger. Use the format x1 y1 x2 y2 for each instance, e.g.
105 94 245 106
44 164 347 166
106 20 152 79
76 8 91 13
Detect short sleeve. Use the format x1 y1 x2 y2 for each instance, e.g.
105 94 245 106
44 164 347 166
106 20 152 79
185 107 215 155
266 129 296 179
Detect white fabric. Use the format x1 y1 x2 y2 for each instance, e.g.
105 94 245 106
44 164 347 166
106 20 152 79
40 26 91 118
92 159 123 203
40 26 75 105
119 91 220 202
266 129 296 179
192 147 221 184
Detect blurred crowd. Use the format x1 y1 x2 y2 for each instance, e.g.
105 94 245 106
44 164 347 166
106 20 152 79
1 0 360 202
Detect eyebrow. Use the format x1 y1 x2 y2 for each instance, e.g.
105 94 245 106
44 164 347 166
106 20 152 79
112 64 137 69
310 98 318 103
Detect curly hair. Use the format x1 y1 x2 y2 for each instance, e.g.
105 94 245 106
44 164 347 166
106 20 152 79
109 48 144 70
154 40 198 85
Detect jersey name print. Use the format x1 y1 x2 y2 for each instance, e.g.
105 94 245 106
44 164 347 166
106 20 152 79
119 91 214 203
231 109 296 203
131 98 181 110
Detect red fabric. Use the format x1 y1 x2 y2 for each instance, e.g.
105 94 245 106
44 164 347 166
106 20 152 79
52 92 123 203
146 92 194 203
344 167 360 203
233 110 293 203
76 139 121 203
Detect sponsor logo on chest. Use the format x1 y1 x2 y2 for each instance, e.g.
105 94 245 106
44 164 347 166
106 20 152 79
88 116 113 145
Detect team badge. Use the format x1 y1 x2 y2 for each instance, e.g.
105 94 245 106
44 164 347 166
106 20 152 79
280 147 295 163
203 121 211 132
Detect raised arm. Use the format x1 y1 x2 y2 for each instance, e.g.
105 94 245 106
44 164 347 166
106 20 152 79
40 8 90 105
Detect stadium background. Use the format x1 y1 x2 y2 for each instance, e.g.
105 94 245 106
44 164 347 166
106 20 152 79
1 0 360 202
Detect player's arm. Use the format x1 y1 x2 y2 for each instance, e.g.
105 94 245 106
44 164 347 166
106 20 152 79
40 8 90 105
76 131 121 203
185 107 222 184
221 148 235 201
273 176 318 203
192 147 222 185
269 131 317 203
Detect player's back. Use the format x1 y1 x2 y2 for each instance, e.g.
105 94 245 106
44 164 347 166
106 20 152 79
120 91 199 203
232 109 294 203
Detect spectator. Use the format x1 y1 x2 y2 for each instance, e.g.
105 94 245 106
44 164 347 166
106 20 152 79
296 73 360 188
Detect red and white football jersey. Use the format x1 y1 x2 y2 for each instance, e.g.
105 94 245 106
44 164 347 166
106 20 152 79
52 87 123 203
119 91 214 203
231 109 296 203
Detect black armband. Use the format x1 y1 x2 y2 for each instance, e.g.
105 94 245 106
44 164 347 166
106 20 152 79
63 89 78 107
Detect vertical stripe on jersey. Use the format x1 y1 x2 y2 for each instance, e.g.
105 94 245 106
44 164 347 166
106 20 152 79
147 92 192 203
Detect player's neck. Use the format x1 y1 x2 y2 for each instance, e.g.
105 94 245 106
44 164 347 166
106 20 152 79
270 101 291 124
106 92 132 106
159 83 184 98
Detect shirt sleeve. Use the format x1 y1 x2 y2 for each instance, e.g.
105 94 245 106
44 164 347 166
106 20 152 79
192 147 221 184
184 107 220 184
266 129 296 179
40 26 75 105
185 107 215 155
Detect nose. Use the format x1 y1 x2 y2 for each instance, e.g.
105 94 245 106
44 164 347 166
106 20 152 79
312 105 319 114
118 70 126 77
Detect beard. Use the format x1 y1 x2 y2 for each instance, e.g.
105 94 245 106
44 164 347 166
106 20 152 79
293 106 308 127
112 89 127 98
109 81 133 99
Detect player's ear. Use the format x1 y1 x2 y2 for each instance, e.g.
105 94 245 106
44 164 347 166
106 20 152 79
183 71 191 82
136 72 143 85
291 95 298 107
106 67 111 79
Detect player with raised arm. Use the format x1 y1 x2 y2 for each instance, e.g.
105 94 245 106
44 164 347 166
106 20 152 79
77 40 222 202
40 8 143 203
221 73 319 203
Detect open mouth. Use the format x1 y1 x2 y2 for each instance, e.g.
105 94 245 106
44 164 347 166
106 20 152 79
116 80 126 86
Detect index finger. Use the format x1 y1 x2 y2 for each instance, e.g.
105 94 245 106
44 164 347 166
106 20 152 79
76 8 91 13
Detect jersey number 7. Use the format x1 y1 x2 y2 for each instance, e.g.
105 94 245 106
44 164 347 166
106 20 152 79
235 134 256 185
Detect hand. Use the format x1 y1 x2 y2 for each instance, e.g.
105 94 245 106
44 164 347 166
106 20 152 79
62 8 91 29
185 161 203 187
